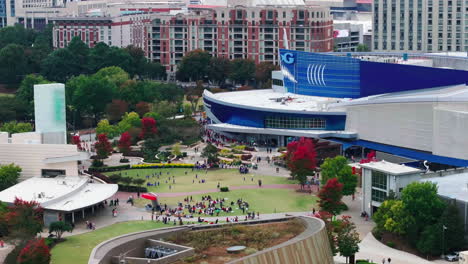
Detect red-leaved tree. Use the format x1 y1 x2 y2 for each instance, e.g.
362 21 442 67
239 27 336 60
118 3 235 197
135 101 151 117
285 137 317 187
6 198 43 239
17 238 51 264
94 133 113 159
71 135 83 150
118 132 132 155
318 178 345 215
139 117 157 139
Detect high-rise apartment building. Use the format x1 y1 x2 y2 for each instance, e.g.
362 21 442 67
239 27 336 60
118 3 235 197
148 6 333 72
51 4 333 73
373 0 468 53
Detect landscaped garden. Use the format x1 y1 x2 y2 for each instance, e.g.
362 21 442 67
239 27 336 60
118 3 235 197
50 221 167 264
167 219 305 264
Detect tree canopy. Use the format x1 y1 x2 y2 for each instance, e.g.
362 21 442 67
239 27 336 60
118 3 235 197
0 164 22 191
320 156 357 196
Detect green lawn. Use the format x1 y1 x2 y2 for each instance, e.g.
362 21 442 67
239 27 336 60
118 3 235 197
136 188 318 216
51 221 166 264
105 168 296 193
0 92 13 97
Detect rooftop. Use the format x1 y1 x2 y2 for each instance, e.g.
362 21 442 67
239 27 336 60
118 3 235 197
204 89 345 114
0 176 118 212
421 173 468 202
360 160 421 175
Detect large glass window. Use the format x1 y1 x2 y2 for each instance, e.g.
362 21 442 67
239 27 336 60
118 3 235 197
264 116 326 129
372 189 387 202
371 170 387 189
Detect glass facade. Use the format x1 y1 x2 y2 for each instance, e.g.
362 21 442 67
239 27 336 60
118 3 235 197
372 189 387 202
264 116 326 129
371 170 387 189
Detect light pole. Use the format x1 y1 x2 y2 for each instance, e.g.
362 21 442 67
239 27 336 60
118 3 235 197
442 224 447 258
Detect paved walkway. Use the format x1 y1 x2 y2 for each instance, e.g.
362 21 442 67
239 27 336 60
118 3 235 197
0 243 14 264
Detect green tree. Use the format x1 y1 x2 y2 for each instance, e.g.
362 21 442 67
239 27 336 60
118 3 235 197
0 164 22 191
208 57 231 85
132 178 146 187
153 100 178 118
15 74 51 119
94 66 130 87
320 156 357 196
0 97 27 123
183 104 192 118
0 25 36 49
124 45 147 78
440 203 465 252
255 61 278 89
142 137 160 161
356 44 370 52
186 81 204 113
142 62 167 80
401 182 445 236
337 216 361 264
117 112 141 134
229 59 255 85
172 143 182 157
67 37 90 74
416 223 443 256
0 44 28 84
372 199 414 235
48 221 73 240
67 75 115 123
41 48 81 82
176 49 211 81
96 119 118 138
120 176 133 186
0 121 33 135
201 143 219 164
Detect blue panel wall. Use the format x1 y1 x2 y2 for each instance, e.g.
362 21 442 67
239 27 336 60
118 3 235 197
360 61 468 97
280 49 361 98
204 97 347 131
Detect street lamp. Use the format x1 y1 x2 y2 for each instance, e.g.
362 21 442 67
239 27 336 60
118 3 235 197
442 224 448 258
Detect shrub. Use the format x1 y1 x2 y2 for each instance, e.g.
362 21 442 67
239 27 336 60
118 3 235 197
108 174 121 183
91 159 104 167
117 184 147 193
372 227 383 241
132 163 195 169
386 241 396 248
88 164 130 172
182 152 187 157
240 154 252 161
119 158 129 163
220 187 229 192
17 238 50 264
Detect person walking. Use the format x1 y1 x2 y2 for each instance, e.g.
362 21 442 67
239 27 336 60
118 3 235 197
382 258 386 264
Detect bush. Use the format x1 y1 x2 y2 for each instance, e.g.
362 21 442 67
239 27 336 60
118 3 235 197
117 184 147 193
220 187 229 192
132 163 194 169
88 164 130 172
126 151 144 157
386 241 396 248
372 227 383 241
91 159 104 167
108 174 121 183
4 240 27 264
17 238 51 264
240 154 252 161
182 152 187 157
119 158 129 163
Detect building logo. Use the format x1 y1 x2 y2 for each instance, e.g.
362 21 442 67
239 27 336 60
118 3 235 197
306 64 326 87
281 52 295 64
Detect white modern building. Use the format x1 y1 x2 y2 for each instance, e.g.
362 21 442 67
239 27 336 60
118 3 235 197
0 176 118 226
361 160 421 216
0 132 87 180
373 0 468 53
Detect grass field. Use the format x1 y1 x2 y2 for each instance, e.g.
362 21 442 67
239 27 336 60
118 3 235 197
135 188 318 217
50 221 166 264
104 168 296 193
0 92 14 97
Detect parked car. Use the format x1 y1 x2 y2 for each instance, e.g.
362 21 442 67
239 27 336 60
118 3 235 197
445 252 459 262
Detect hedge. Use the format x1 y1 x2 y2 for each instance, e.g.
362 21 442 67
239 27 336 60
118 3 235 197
118 184 148 193
220 187 229 192
132 163 195 169
85 171 112 183
88 165 131 172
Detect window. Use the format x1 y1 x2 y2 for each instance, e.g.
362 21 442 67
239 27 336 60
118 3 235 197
371 170 387 190
42 169 66 178
372 189 387 202
264 116 326 129
272 79 283 86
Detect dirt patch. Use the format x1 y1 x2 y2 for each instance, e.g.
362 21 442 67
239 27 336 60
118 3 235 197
168 220 305 264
